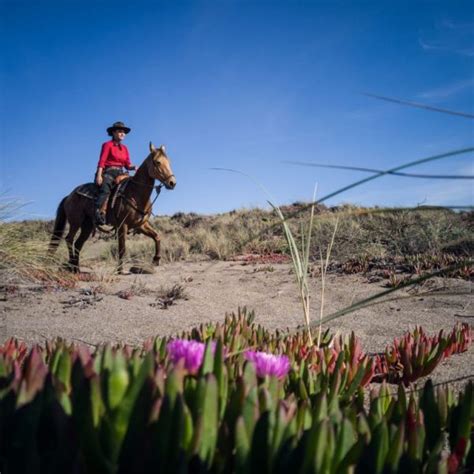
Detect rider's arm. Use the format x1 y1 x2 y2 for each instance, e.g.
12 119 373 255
124 145 135 170
95 167 103 185
97 142 110 169
96 142 110 185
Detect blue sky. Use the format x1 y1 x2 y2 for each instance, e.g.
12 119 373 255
1 0 473 220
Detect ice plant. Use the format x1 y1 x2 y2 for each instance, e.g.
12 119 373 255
167 339 212 374
1 316 474 473
370 325 471 385
244 350 290 379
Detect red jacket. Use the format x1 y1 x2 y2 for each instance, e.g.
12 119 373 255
97 140 131 169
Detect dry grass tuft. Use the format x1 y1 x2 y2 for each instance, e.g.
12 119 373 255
150 283 188 309
0 199 76 289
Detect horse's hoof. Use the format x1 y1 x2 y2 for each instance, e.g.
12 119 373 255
65 262 79 273
130 265 155 275
153 258 161 266
116 267 130 275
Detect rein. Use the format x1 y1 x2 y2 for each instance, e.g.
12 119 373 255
120 182 163 217
127 170 175 216
131 171 175 190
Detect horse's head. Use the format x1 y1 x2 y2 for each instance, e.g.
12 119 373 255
147 142 177 190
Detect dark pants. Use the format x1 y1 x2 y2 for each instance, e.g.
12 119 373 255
96 168 122 208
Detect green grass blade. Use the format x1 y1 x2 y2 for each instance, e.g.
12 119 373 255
283 161 474 180
362 92 474 119
316 147 474 204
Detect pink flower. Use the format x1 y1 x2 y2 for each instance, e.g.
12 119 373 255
244 351 291 379
167 339 213 374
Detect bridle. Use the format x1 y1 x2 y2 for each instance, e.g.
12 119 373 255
150 157 176 189
131 153 176 190
119 156 175 220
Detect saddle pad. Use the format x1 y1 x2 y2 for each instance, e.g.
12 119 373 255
110 178 130 209
74 183 98 200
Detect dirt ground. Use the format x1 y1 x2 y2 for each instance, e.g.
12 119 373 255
1 260 472 390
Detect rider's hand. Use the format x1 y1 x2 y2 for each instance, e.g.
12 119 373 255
95 174 103 186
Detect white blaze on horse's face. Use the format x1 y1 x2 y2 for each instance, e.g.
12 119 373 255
148 142 176 190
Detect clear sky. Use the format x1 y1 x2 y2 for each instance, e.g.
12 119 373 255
1 0 473 220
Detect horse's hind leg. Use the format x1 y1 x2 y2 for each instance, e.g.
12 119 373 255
65 222 81 272
135 221 161 265
72 219 94 271
49 196 68 255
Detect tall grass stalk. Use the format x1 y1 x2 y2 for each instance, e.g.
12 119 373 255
317 216 339 346
268 185 318 346
211 168 321 344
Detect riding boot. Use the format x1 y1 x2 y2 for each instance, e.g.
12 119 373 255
95 197 109 225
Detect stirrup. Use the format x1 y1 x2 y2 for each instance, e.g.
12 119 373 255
95 210 106 225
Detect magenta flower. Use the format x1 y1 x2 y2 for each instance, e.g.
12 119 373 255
167 339 213 374
244 351 291 379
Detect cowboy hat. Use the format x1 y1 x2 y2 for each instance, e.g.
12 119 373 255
107 121 131 136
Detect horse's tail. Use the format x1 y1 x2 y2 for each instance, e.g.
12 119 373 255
49 196 68 254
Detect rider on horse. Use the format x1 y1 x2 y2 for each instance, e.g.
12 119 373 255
95 121 137 225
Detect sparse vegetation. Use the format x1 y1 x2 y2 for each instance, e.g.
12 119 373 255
3 205 472 272
151 283 188 309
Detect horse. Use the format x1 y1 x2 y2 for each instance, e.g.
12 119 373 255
49 142 176 273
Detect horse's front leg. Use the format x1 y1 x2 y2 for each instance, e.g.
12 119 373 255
136 221 161 265
117 223 128 273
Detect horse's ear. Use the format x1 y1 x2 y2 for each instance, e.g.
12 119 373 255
149 142 156 152
159 145 166 153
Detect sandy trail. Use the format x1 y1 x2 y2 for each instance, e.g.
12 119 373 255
1 260 472 389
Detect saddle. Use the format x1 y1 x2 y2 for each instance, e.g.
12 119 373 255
74 174 130 209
